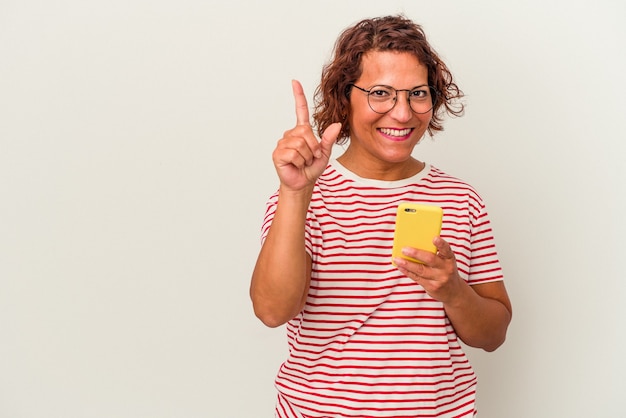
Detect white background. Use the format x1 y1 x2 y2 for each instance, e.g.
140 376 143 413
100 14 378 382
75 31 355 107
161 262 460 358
1 1 624 417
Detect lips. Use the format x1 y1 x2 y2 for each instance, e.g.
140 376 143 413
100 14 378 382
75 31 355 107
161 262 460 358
378 127 413 140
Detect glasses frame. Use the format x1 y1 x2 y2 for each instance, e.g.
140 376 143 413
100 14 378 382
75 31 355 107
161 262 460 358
351 84 438 115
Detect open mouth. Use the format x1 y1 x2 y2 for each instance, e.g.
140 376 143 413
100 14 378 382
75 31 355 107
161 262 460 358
378 127 413 140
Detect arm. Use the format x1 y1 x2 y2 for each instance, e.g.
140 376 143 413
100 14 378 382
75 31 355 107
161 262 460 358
250 80 341 328
444 280 512 351
250 187 314 328
393 237 512 352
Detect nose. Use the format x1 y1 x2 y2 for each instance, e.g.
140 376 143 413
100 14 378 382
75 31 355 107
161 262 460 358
388 91 413 122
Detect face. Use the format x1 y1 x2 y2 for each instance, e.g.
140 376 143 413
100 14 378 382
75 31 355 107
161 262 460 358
346 50 432 175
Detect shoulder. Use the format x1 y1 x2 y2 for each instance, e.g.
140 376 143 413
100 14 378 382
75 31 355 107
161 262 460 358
427 165 484 202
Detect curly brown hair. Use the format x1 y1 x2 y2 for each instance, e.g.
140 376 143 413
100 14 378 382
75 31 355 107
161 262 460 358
313 15 464 144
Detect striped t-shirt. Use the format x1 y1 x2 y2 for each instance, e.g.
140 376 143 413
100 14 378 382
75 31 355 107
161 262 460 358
261 160 504 418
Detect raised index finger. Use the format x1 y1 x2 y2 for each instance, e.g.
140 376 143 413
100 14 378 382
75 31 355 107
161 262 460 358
292 79 310 126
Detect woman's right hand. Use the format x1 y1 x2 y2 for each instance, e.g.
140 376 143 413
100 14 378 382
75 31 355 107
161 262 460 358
272 80 341 192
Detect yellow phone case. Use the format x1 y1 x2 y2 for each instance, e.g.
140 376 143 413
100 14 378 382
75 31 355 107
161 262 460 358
391 203 443 265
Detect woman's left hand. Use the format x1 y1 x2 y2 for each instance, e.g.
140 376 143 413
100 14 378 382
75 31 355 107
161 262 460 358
393 237 464 304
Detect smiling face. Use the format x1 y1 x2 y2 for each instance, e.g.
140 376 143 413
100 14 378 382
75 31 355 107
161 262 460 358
339 50 433 180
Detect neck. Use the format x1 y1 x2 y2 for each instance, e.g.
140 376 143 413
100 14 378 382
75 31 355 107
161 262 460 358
336 152 425 181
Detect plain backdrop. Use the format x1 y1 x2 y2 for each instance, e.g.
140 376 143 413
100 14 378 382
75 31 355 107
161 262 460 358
1 0 624 417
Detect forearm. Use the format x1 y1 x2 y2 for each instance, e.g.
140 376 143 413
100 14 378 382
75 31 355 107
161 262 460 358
250 187 313 327
444 281 512 352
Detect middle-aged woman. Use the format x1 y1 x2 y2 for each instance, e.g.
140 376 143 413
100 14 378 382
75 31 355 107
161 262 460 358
250 14 512 418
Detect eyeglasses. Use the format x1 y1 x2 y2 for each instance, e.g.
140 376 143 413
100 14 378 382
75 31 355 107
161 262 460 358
351 84 438 114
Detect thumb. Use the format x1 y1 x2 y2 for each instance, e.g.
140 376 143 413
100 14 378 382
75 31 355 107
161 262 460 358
319 122 342 156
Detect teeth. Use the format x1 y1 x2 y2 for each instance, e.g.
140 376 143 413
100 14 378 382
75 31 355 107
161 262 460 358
380 128 412 137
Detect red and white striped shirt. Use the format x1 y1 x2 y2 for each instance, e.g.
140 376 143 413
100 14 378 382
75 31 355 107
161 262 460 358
261 161 503 418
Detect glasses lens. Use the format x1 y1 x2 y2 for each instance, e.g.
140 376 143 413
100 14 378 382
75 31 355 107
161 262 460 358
408 87 437 114
367 86 396 114
366 85 437 114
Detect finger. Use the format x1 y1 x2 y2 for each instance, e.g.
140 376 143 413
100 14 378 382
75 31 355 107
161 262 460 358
433 237 454 260
292 79 310 126
395 260 427 282
273 145 309 169
285 125 320 162
319 122 341 157
276 134 316 166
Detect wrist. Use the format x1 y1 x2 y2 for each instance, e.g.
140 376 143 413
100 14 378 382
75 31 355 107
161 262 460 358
279 184 314 200
274 185 314 219
441 275 473 309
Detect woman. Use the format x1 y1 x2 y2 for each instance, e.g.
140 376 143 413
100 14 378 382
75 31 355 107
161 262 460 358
250 15 512 418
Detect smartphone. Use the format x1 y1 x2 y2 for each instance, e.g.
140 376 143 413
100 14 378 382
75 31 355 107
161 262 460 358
391 202 443 266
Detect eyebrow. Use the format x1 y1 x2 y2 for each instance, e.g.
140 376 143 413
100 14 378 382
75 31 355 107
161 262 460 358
370 84 430 89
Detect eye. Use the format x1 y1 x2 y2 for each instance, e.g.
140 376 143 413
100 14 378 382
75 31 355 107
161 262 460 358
369 86 394 99
409 88 430 99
